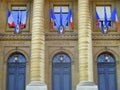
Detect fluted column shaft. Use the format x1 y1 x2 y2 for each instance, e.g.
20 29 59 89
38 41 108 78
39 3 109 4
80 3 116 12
31 0 45 82
78 0 93 81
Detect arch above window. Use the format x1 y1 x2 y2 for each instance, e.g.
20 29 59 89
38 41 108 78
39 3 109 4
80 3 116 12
52 53 71 63
8 53 26 63
97 52 115 63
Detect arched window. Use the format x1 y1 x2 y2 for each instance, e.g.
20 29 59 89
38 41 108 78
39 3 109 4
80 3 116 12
8 53 26 63
52 52 72 90
97 52 117 90
52 53 71 63
7 52 26 90
97 52 115 63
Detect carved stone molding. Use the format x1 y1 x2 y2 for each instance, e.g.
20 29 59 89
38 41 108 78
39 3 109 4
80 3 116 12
93 41 118 46
0 33 78 40
0 33 31 40
92 33 120 40
0 33 120 40
45 33 78 40
46 33 120 40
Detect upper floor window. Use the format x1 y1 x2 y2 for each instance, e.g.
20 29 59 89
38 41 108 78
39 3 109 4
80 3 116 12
96 5 112 28
11 6 27 28
53 6 69 28
50 5 73 31
8 5 28 33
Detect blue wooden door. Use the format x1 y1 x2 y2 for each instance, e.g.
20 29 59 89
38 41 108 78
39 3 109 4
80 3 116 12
7 53 26 90
97 53 117 90
52 53 72 90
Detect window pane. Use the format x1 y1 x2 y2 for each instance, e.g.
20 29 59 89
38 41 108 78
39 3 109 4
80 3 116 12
10 6 28 29
12 6 26 10
96 6 111 20
53 53 71 63
12 11 27 26
97 53 115 63
54 6 69 13
96 5 112 28
54 13 68 28
53 6 69 28
8 54 26 63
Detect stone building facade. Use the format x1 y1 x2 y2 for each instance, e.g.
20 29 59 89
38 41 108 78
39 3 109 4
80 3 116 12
0 0 120 90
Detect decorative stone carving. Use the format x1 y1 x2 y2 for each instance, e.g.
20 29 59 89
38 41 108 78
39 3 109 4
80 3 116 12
0 33 120 40
45 33 78 40
92 33 120 40
0 33 31 40
46 33 120 40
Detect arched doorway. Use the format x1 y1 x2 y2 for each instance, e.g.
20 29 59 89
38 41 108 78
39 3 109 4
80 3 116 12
97 52 117 90
52 53 72 90
7 53 26 90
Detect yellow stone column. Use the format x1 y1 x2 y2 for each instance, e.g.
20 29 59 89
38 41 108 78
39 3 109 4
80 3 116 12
78 0 93 81
31 0 45 82
76 0 98 90
26 0 47 89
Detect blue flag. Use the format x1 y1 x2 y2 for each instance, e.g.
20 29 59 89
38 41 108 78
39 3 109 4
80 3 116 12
60 7 63 26
101 6 108 34
111 7 118 28
14 9 21 34
95 10 100 28
58 7 64 34
8 10 16 28
104 6 108 26
50 8 56 20
50 8 58 29
65 9 73 28
20 11 28 29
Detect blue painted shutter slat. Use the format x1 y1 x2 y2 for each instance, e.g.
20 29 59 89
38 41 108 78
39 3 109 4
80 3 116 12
7 65 16 90
98 64 117 90
52 64 61 90
98 73 106 90
8 73 15 90
17 64 26 90
53 74 61 90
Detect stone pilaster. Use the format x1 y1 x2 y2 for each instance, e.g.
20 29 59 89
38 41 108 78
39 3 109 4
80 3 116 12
76 0 98 90
26 0 47 90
